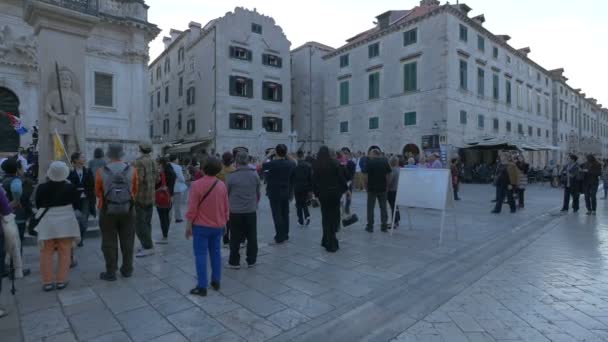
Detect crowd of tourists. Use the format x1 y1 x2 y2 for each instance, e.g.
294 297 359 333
0 140 604 317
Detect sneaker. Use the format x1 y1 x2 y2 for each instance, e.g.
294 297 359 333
99 272 117 282
155 237 169 245
305 218 310 226
175 219 184 223
227 264 241 270
136 248 155 258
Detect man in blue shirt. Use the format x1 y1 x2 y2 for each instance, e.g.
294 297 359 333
262 144 295 244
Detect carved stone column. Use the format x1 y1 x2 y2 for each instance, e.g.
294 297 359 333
24 0 98 176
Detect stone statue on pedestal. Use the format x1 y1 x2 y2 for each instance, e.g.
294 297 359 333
44 66 83 155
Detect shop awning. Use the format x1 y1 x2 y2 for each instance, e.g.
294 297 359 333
461 137 521 150
165 140 210 154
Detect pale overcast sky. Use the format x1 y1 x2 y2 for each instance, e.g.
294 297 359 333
146 0 608 106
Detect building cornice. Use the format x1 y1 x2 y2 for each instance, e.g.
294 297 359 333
400 51 422 62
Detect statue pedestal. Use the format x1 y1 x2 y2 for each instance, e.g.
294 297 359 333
24 0 98 177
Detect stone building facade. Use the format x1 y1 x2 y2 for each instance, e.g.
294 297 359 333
149 7 292 158
0 0 159 163
291 0 606 166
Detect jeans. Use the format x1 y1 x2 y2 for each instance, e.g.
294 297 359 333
156 207 171 238
453 183 460 200
294 190 310 225
172 192 184 221
562 187 580 211
99 210 135 275
367 191 389 229
269 193 290 243
387 190 400 224
493 186 516 213
228 212 258 266
319 192 340 252
75 199 90 241
223 220 231 245
135 203 154 249
584 182 598 211
192 225 223 288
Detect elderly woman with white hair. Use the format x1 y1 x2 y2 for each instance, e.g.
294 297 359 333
35 161 80 291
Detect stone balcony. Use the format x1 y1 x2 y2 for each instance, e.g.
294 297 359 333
26 0 99 16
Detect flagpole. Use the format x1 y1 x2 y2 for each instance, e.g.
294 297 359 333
54 128 72 168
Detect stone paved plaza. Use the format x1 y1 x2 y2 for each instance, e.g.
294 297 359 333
1 184 607 341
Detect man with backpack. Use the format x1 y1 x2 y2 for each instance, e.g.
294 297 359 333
95 144 139 281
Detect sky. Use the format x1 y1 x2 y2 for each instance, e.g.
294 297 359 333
145 0 608 106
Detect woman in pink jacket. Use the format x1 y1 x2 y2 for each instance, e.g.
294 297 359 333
185 157 229 297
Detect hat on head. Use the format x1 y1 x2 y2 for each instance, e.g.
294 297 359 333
47 161 70 182
139 141 153 154
107 143 124 160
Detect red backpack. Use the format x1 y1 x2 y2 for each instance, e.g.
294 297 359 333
155 172 172 208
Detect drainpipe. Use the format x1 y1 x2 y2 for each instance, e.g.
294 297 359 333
213 27 217 154
309 46 313 153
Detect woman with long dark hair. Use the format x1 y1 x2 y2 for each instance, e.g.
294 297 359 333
312 146 347 253
156 157 176 243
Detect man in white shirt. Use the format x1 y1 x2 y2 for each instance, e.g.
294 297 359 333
169 155 187 223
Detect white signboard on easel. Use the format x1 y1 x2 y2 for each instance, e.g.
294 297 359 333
391 168 454 243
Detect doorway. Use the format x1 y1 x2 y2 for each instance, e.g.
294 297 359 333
0 87 20 152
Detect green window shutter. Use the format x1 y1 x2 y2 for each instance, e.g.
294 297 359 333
277 84 283 102
262 54 268 65
340 81 349 105
368 73 379 99
246 78 253 98
404 62 417 92
229 46 235 58
246 50 252 61
277 57 283 68
404 112 416 126
229 76 236 96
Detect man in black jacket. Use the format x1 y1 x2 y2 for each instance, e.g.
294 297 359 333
292 150 313 226
67 152 95 247
263 144 295 244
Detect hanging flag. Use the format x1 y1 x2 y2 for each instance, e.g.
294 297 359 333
53 130 67 161
4 112 28 135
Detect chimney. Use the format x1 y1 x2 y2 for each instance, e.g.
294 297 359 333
162 36 171 50
518 47 531 57
188 21 202 40
170 29 183 42
472 14 485 25
496 35 511 42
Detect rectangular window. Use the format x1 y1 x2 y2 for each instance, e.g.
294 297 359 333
262 81 283 102
537 93 541 114
368 72 380 99
178 47 184 64
156 67 161 79
94 72 113 107
229 113 253 130
459 60 467 90
186 87 195 105
506 80 512 105
368 42 379 58
369 117 379 130
460 110 467 125
528 126 533 136
340 121 349 133
149 95 153 112
493 118 499 131
477 35 485 52
262 54 282 68
459 24 467 42
477 68 484 96
506 121 512 132
162 118 169 135
517 84 523 108
403 28 417 46
229 46 252 61
186 119 195 134
546 129 549 138
404 112 416 126
506 55 511 64
537 127 541 137
157 91 160 108
229 76 254 98
164 59 170 73
164 86 169 104
493 46 498 59
518 123 523 135
262 117 283 133
178 77 183 97
339 81 349 106
251 23 262 34
477 114 484 129
404 62 417 92
492 74 499 100
527 89 532 112
177 110 182 130
340 54 349 68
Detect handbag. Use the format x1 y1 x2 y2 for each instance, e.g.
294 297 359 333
342 214 359 227
155 172 172 209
